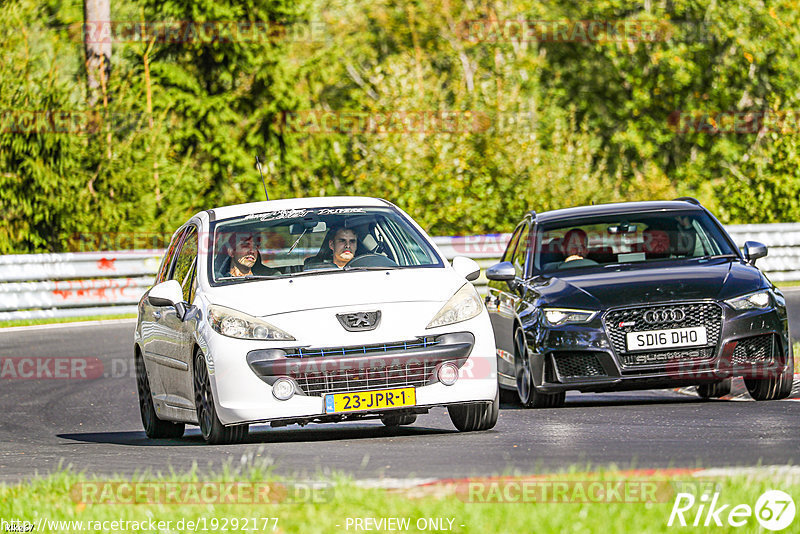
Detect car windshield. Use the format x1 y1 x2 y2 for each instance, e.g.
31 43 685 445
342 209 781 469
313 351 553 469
533 211 738 274
209 206 442 284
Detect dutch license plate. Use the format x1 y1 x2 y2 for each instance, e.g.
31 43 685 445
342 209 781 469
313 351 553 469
324 387 416 414
626 326 707 351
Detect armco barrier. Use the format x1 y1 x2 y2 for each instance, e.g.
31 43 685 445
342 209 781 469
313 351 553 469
1 224 799 321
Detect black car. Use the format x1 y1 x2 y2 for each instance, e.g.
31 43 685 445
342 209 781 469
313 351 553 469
486 198 794 407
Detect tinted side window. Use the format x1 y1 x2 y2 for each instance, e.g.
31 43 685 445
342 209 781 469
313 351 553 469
155 229 187 284
502 225 524 263
511 223 531 276
171 226 198 302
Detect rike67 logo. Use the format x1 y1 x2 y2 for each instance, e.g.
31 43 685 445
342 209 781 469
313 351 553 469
668 489 795 531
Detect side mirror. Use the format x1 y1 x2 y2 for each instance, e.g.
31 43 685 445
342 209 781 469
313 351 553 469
486 261 516 282
743 241 768 265
452 256 481 281
148 280 184 308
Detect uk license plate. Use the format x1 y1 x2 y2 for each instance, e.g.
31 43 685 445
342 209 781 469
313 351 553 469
626 326 707 351
324 387 416 414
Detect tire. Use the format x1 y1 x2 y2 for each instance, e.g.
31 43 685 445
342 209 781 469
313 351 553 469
513 328 565 408
381 413 417 427
448 388 499 432
744 350 794 401
193 349 249 444
135 351 185 439
697 378 732 399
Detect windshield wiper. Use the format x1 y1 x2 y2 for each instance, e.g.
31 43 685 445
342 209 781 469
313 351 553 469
697 254 738 260
218 275 282 283
289 268 341 277
343 265 399 271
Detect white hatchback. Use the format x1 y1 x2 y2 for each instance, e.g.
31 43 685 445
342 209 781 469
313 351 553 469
134 197 498 443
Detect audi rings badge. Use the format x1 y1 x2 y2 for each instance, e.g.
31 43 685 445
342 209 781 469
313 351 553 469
642 308 686 324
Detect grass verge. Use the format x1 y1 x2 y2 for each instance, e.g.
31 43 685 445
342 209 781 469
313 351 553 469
1 467 798 533
0 314 136 329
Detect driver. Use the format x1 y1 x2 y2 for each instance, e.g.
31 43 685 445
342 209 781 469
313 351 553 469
563 228 589 262
329 226 358 268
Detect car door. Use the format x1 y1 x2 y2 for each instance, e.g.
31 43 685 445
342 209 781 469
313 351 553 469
141 227 187 398
488 222 528 384
158 225 199 410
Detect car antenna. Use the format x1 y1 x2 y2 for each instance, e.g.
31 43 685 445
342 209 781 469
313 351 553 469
255 155 269 200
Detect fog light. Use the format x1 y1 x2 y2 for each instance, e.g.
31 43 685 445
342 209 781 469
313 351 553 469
438 363 459 386
272 378 295 400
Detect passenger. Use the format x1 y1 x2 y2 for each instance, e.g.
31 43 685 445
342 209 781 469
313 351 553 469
218 232 276 277
563 228 589 262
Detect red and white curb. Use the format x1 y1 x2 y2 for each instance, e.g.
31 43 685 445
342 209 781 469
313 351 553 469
348 465 800 492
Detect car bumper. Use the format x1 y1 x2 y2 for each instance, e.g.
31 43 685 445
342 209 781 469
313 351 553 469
203 318 497 426
533 303 791 394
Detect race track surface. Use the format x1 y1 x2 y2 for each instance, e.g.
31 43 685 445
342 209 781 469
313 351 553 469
1 309 798 484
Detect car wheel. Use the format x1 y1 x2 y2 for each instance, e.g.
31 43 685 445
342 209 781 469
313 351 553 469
447 388 499 432
381 413 417 427
514 328 565 408
696 378 731 399
193 349 249 444
744 350 794 401
135 351 185 439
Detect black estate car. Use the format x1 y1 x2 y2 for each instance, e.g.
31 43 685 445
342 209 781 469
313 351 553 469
486 198 794 407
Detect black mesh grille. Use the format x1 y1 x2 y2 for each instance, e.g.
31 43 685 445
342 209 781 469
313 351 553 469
605 302 723 361
731 335 775 365
553 352 607 378
291 361 436 396
620 347 714 367
544 358 558 383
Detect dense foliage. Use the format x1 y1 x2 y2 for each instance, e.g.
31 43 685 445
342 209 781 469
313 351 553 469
2 0 800 252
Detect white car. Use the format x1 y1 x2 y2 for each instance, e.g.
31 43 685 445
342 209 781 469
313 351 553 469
134 196 498 444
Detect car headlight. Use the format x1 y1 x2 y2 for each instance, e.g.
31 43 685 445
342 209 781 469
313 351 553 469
426 283 484 329
208 305 295 340
725 290 771 310
542 308 597 327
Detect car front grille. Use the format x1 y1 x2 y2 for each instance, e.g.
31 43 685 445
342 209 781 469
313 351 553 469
285 337 439 358
552 352 607 378
291 360 437 396
731 335 775 366
605 302 723 367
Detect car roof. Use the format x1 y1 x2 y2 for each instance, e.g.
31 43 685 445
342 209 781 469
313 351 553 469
534 200 705 224
204 196 393 222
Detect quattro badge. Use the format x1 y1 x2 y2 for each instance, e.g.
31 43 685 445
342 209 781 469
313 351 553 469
337 311 381 332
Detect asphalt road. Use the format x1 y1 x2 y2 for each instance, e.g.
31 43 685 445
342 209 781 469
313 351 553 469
0 312 798 484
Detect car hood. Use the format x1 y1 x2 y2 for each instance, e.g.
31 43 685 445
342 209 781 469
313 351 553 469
536 260 766 309
202 268 464 317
